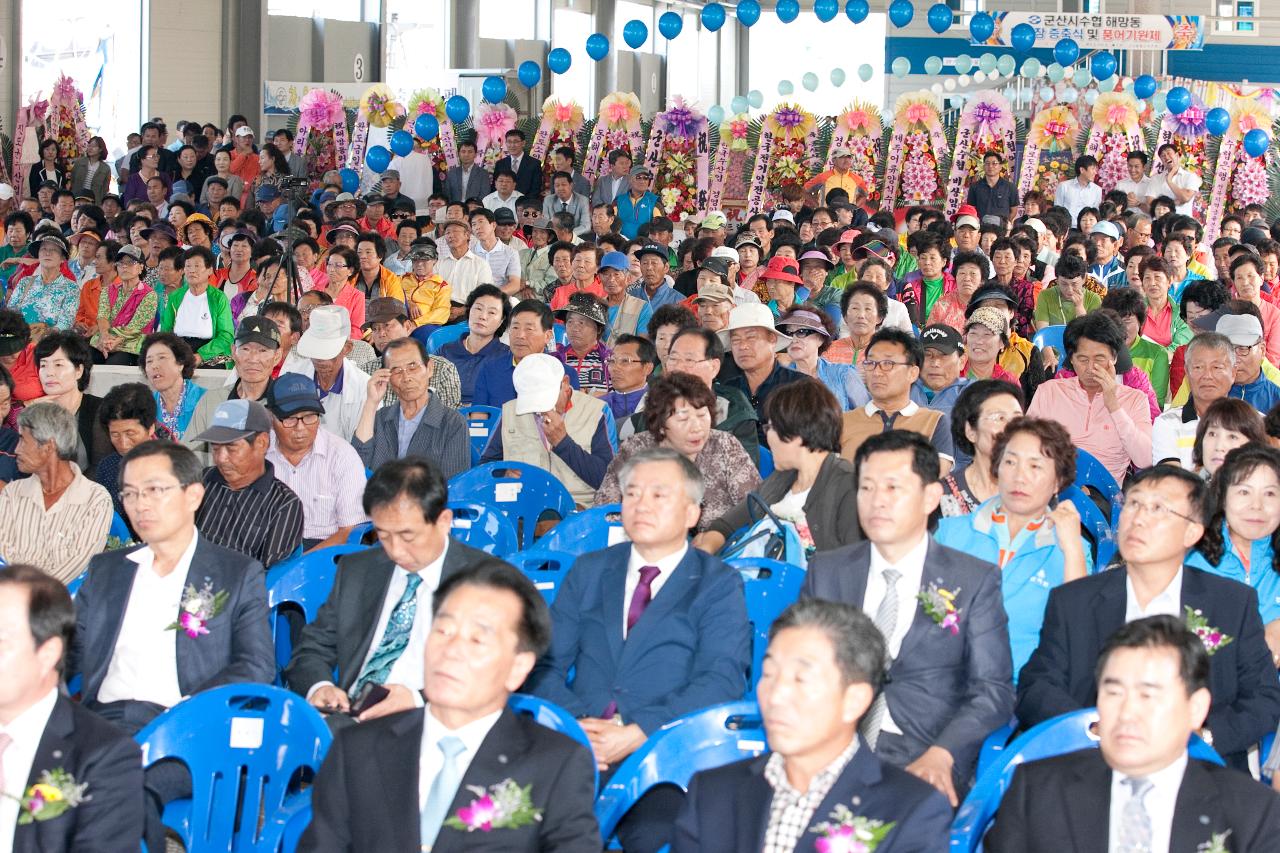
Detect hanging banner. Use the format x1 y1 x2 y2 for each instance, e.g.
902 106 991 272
708 114 750 213
976 13 1204 51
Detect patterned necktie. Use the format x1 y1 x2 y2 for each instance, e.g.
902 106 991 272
419 735 466 850
602 566 662 719
860 568 902 750
1118 776 1153 853
352 573 423 697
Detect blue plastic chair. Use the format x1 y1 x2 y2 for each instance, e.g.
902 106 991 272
1032 324 1066 354
135 684 332 853
459 404 502 465
449 462 577 549
594 701 768 844
1059 485 1114 569
950 708 1224 852
553 323 568 346
757 447 775 478
727 558 806 690
109 511 134 544
345 522 373 544
537 504 626 555
1075 448 1121 505
508 693 598 792
975 718 1017 779
426 323 469 355
266 545 367 677
448 500 521 556
507 549 576 604
264 793 312 853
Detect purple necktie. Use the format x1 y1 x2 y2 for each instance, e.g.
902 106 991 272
602 566 661 719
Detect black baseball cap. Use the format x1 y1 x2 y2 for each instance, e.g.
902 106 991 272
235 316 281 350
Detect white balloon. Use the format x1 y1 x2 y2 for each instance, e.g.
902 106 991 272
973 70 987 83
944 79 956 91
1039 86 1055 101
957 75 971 86
1084 89 1100 105
931 83 944 94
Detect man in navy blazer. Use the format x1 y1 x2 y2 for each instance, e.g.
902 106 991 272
493 129 544 198
801 430 1014 806
1017 465 1280 771
673 598 951 853
0 565 145 853
527 447 751 852
442 139 491 203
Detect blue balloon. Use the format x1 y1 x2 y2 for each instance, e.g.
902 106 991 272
482 75 507 103
517 60 541 88
927 3 951 34
777 0 801 23
1166 85 1192 115
814 0 839 22
413 113 439 141
622 19 648 49
888 0 914 28
1205 107 1231 137
1011 22 1036 53
970 11 994 42
701 3 726 31
339 168 359 193
585 33 609 61
1053 37 1079 67
1133 74 1157 100
1091 52 1116 82
547 48 572 75
389 130 414 158
445 95 470 124
737 0 761 26
1245 128 1271 158
658 10 683 39
730 95 749 115
365 145 391 173
845 0 869 24
707 105 725 125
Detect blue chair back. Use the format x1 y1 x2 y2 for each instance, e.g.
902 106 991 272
448 500 520 556
1075 448 1121 504
449 462 577 549
266 545 367 676
757 447 775 478
263 793 311 853
553 323 568 346
135 684 332 853
426 323 468 355
508 693 598 792
109 511 134 545
951 708 1224 852
1032 324 1066 354
459 404 502 465
345 522 373 545
507 549 576 604
537 504 626 555
1059 485 1114 569
727 558 806 689
594 701 768 843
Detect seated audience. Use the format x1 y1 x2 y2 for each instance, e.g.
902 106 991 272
1219 312 1280 413
473 299 582 408
183 317 283 450
555 292 612 394
826 282 886 366
0 402 112 583
601 333 656 419
90 243 158 366
928 250 988 331
159 246 234 365
34 331 111 467
286 304 372 441
94 382 160 518
912 323 970 417
357 297 462 409
436 284 512 405
141 332 207 438
1032 254 1099 329
719 304 804 442
1103 286 1171 408
1191 397 1266 479
1153 332 1235 467
0 365 18 483
939 380 1026 516
778 304 862 410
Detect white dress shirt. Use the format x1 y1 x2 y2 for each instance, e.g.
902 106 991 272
481 190 522 215
863 533 930 736
0 687 58 852
1114 176 1153 207
418 706 503 810
97 533 200 706
1054 178 1103 225
1147 169 1202 216
1107 751 1187 853
1124 568 1183 623
623 544 687 638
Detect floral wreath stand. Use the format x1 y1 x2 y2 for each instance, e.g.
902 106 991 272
746 103 817 215
582 92 646 183
643 98 710 225
827 102 884 209
1016 106 1080 214
882 92 949 210
1203 98 1273 243
944 93 1016 217
1084 93 1144 195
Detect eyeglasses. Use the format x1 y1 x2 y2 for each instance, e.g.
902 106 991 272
606 356 644 366
788 328 824 339
979 411 1021 425
1116 494 1199 524
666 354 710 367
281 412 320 428
120 484 183 505
1234 343 1261 356
861 359 910 373
326 260 348 269
389 361 426 377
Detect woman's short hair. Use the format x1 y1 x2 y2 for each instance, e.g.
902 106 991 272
647 304 699 342
645 373 717 443
33 332 93 392
840 282 888 320
1196 444 1280 573
1101 288 1147 328
989 416 1076 491
1192 398 1266 468
951 379 1026 457
762 377 842 454
140 333 198 380
464 284 513 337
17 402 79 461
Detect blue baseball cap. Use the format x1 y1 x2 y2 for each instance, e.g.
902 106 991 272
599 251 630 272
195 399 273 444
255 184 283 202
267 373 325 418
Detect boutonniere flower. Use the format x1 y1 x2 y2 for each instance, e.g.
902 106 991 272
167 580 229 639
10 769 89 824
444 779 542 833
1185 607 1233 656
917 582 962 635
809 803 896 852
1197 830 1232 853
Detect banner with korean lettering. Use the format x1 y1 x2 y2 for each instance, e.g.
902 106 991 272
976 13 1204 51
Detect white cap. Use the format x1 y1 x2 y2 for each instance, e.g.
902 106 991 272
1217 313 1264 347
513 354 566 415
771 209 795 225
718 303 791 351
710 245 739 263
295 305 351 360
235 126 256 137
0 183 13 201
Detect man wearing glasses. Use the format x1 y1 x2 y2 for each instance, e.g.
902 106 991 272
838 328 955 476
1017 465 1280 771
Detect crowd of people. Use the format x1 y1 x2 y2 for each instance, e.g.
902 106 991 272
5 116 1280 852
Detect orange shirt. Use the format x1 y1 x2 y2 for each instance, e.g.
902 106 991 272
76 276 105 331
549 277 607 310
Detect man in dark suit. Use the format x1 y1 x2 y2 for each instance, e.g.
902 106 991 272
442 139 491 204
592 148 634 206
1017 465 1280 770
0 565 145 853
286 457 493 724
673 598 951 853
300 559 600 853
493 129 543 198
988 615 1280 852
801 430 1014 806
527 446 751 852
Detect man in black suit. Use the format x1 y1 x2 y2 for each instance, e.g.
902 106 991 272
285 457 494 724
801 430 1014 805
493 128 543 198
988 615 1280 852
442 139 491 204
300 559 600 853
673 598 951 853
1017 465 1280 770
0 565 145 853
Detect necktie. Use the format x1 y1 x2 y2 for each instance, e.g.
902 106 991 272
352 573 423 697
0 732 11 794
602 566 662 719
861 568 902 749
419 735 466 850
1118 776 1153 853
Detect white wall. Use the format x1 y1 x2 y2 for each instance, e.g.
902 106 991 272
149 0 224 124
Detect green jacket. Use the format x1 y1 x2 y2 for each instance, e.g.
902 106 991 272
1130 336 1171 408
159 283 235 363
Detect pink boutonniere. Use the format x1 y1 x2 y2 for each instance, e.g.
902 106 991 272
810 803 896 852
444 779 541 833
1185 607 1233 656
917 582 962 635
166 580 228 639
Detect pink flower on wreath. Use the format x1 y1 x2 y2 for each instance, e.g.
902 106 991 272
554 104 574 123
457 795 498 831
417 101 438 117
178 611 210 639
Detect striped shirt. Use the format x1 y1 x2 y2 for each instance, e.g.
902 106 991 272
0 464 113 583
195 461 304 568
266 428 368 541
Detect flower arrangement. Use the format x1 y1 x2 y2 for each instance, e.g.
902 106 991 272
475 102 518 167
167 580 229 639
809 804 897 853
882 92 948 209
1089 94 1143 193
298 88 348 180
360 83 404 129
582 92 646 181
765 103 817 142
759 103 818 209
1185 606 1233 655
1157 96 1210 179
1204 97 1272 240
1017 106 1080 205
648 98 709 222
944 92 1016 215
443 779 542 833
917 582 961 635
406 88 458 172
1197 831 1233 853
709 113 753 211
47 75 88 162
12 769 89 824
531 97 586 165
831 102 884 206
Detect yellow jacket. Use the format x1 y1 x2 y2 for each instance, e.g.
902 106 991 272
399 273 452 326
